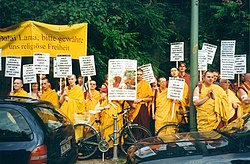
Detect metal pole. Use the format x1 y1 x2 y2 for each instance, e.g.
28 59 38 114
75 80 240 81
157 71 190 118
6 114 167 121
112 115 118 161
189 0 199 132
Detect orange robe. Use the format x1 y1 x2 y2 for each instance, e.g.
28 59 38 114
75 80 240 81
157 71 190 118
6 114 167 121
84 90 100 112
155 88 187 135
84 90 101 124
226 89 243 122
12 89 28 97
196 83 229 132
60 85 84 142
60 85 85 122
40 88 60 109
130 80 154 120
100 99 123 148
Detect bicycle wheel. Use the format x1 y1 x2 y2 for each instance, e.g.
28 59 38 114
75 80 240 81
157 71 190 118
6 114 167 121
74 123 100 159
156 124 184 136
119 124 152 155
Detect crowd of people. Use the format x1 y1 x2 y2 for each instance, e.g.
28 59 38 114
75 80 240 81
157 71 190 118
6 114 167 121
9 62 250 157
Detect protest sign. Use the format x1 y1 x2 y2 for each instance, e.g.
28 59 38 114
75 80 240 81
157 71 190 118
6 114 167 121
53 58 63 78
0 21 87 59
220 40 236 59
79 55 96 76
108 59 137 100
56 54 72 77
5 56 21 77
198 50 207 71
202 43 217 64
234 54 246 74
33 53 50 74
23 64 37 84
220 57 235 79
138 64 155 83
170 42 184 62
167 77 185 100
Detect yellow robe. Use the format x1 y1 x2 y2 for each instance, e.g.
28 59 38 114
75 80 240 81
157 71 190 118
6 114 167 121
13 89 28 97
40 88 60 109
84 90 100 124
100 99 123 148
226 89 243 121
196 83 229 132
60 85 84 142
183 82 190 106
130 80 154 120
60 85 84 122
84 90 100 112
155 88 187 135
237 82 250 114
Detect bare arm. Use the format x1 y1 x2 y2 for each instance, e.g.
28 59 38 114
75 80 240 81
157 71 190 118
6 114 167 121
238 88 250 104
193 86 210 106
59 90 68 104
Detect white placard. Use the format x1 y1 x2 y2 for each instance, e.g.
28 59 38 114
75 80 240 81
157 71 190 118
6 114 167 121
167 77 185 100
220 57 235 80
79 55 96 76
170 42 184 61
33 53 50 74
235 54 246 74
202 43 217 64
23 64 37 84
5 56 22 77
198 50 207 71
138 64 155 83
220 40 236 59
108 59 137 101
53 58 64 78
56 54 72 77
0 48 2 71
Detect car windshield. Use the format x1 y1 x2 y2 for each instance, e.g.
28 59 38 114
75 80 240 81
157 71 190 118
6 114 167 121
0 108 33 141
33 106 70 131
133 131 238 159
219 114 250 135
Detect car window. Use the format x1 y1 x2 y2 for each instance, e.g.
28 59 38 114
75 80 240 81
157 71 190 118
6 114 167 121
33 107 69 130
0 108 33 141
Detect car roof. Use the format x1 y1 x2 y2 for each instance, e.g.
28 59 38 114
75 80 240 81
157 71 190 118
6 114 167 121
0 96 54 109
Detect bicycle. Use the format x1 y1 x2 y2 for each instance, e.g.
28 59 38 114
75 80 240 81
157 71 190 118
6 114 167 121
74 107 152 160
156 110 190 136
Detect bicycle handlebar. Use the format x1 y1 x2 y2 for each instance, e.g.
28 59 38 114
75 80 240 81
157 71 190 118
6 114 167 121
118 107 131 115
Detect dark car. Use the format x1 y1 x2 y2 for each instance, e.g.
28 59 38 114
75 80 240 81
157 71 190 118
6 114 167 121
127 115 250 164
0 96 77 164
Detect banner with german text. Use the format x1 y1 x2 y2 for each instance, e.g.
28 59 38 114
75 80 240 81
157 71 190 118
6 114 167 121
0 21 87 59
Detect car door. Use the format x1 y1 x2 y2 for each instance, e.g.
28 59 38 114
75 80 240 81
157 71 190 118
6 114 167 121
33 106 77 164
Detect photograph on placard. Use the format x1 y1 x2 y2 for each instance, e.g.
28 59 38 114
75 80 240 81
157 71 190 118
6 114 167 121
108 59 137 101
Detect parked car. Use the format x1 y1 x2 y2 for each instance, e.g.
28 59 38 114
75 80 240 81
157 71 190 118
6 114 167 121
127 115 250 164
0 96 77 164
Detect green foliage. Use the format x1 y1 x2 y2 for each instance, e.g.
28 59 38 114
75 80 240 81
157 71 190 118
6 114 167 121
0 0 249 82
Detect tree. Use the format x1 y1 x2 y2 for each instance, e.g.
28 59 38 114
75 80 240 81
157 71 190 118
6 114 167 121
0 0 249 86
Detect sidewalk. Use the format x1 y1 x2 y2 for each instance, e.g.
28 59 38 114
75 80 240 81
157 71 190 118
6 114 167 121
77 158 126 164
76 153 127 164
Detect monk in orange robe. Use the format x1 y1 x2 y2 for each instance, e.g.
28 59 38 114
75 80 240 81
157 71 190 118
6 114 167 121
9 79 28 97
129 68 154 132
193 71 229 132
40 78 60 109
59 75 85 142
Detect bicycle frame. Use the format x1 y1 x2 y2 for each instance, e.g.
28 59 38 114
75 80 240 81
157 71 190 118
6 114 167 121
86 107 134 143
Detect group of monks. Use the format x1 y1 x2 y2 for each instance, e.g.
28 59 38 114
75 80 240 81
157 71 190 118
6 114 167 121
8 62 250 157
